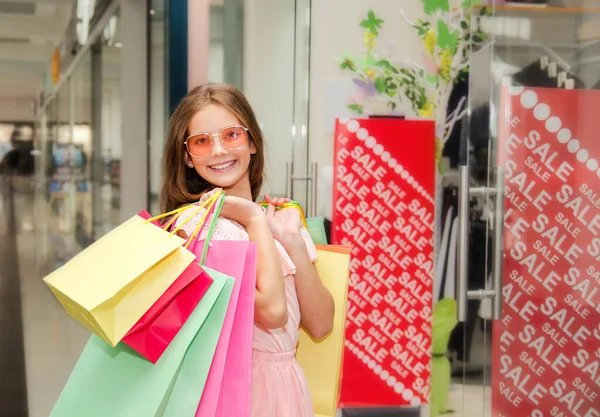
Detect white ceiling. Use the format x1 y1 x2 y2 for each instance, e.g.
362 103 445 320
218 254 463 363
0 0 74 100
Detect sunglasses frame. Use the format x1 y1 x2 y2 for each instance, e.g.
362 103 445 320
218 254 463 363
184 124 249 158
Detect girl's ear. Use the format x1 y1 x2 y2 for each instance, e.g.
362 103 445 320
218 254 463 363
249 142 257 155
184 153 194 168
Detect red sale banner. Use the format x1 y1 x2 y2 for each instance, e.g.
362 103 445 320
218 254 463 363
332 118 436 407
494 87 600 417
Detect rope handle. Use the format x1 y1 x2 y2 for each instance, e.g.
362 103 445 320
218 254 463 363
144 191 223 247
182 194 220 249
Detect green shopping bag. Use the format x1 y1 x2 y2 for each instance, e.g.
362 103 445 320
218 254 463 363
49 270 234 417
307 216 328 245
430 298 458 417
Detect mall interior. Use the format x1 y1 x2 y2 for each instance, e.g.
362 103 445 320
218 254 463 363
1 0 599 416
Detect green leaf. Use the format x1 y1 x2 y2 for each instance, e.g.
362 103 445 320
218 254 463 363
375 76 387 93
353 55 377 69
461 20 468 29
421 0 449 14
360 9 384 35
437 20 460 54
340 59 357 72
480 5 488 15
375 59 394 71
426 73 439 85
347 104 364 114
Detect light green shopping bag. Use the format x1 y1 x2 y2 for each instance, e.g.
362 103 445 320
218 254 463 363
49 269 234 417
307 216 328 245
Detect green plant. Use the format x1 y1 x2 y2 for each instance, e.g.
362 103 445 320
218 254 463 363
339 0 491 170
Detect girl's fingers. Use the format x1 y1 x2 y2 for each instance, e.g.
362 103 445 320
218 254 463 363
263 195 292 206
266 203 276 218
200 188 222 204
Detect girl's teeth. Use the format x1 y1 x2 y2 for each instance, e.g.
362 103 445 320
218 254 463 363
211 161 234 170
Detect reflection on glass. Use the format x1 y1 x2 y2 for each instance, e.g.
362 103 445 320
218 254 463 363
208 0 243 88
98 10 122 235
455 3 600 417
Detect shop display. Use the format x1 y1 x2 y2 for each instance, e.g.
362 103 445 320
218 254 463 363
493 87 600 417
332 118 435 407
338 3 490 170
49 143 88 193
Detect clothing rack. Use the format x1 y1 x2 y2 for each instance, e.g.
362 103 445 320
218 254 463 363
436 181 493 366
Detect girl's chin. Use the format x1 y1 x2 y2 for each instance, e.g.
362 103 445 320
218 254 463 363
202 172 243 189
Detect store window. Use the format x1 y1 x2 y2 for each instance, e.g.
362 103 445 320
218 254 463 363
97 11 122 234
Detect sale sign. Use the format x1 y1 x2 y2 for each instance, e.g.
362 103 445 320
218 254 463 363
332 118 435 407
493 87 600 417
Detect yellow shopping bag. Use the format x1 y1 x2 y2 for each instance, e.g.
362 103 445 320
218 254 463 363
43 205 208 347
296 245 350 417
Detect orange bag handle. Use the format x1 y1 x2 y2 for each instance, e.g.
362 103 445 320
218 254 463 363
315 245 351 255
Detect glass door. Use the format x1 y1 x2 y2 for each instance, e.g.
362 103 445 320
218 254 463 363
457 3 600 417
240 0 312 206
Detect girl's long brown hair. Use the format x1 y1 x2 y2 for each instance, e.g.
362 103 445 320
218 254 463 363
160 83 265 213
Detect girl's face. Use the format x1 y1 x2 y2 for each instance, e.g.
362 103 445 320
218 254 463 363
185 104 256 197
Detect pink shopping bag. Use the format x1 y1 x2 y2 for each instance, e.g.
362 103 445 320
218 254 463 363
190 195 257 417
120 209 213 363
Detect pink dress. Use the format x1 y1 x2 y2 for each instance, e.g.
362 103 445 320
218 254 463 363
175 207 317 417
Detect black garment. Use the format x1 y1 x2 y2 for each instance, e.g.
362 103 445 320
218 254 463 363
443 77 469 168
0 148 34 176
513 60 586 89
323 217 332 244
442 75 490 175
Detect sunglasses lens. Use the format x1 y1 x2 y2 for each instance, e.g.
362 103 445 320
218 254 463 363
187 134 211 157
221 126 247 149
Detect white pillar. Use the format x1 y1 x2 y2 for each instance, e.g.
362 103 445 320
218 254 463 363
188 0 210 89
120 0 148 220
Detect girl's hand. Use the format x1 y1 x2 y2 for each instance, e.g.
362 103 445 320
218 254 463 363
200 188 264 227
263 195 303 245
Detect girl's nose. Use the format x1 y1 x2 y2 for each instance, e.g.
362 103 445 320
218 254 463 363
210 136 228 158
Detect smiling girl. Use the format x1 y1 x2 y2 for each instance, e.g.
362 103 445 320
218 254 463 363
160 83 334 417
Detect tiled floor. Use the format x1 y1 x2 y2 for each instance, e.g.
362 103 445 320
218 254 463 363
0 180 28 417
0 177 117 417
445 383 492 417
